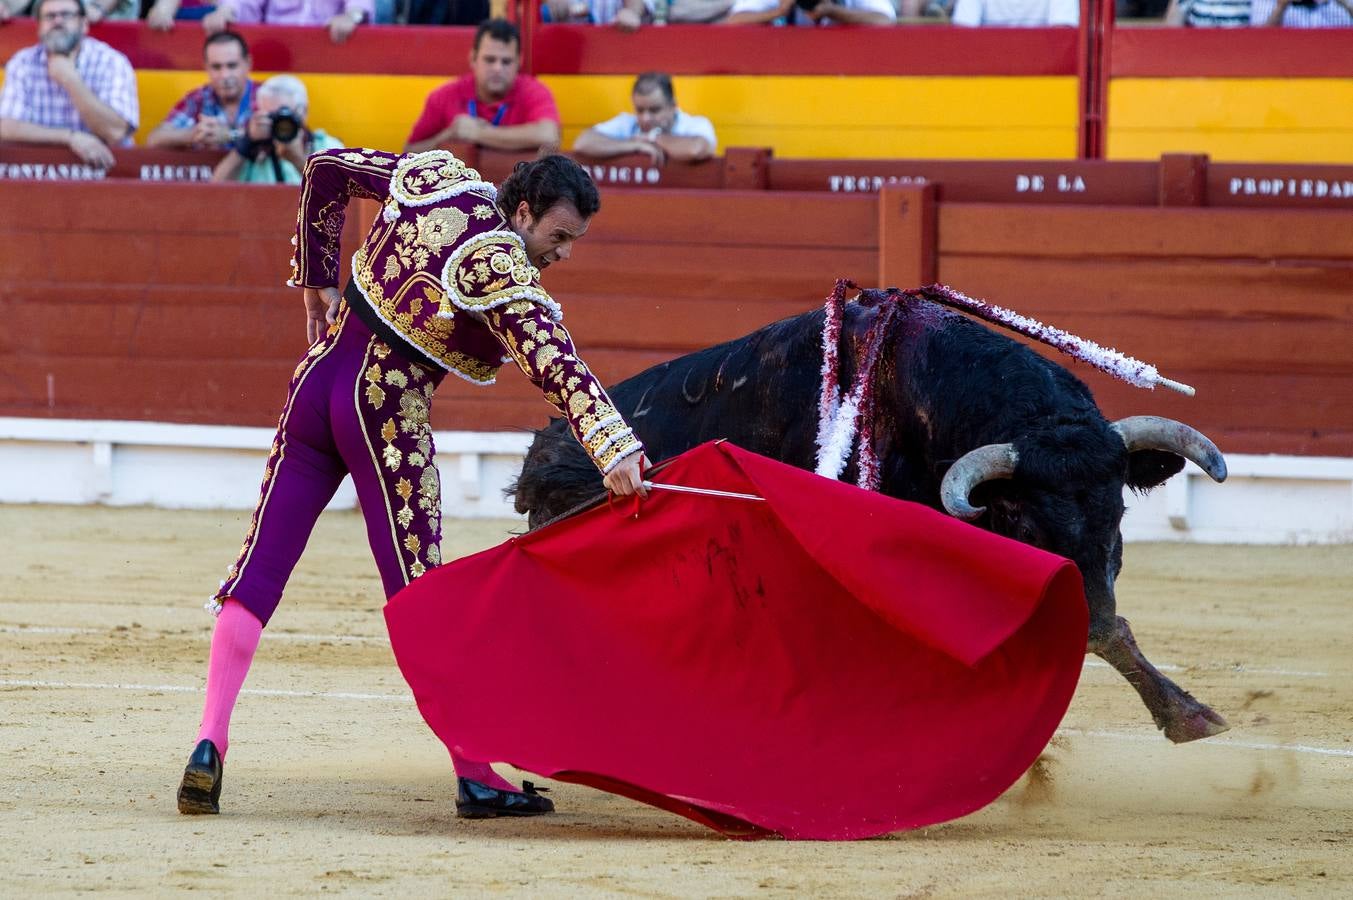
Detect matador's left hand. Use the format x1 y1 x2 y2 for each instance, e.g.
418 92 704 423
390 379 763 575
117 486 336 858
304 286 342 345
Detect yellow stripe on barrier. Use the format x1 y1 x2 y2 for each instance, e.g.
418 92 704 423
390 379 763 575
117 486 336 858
1108 78 1353 163
124 71 1077 160
6 68 1353 163
548 74 1080 160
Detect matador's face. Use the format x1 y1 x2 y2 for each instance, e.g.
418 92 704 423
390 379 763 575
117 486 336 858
511 201 590 271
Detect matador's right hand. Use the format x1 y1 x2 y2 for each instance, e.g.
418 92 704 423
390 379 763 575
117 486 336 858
304 286 342 345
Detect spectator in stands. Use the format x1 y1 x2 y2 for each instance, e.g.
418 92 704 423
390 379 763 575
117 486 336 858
404 19 561 155
0 0 138 169
1252 0 1353 25
146 33 259 151
949 0 1078 24
542 0 733 26
572 72 717 165
147 1 225 30
723 0 895 25
542 0 647 28
211 74 342 184
201 0 374 44
1162 0 1249 25
406 0 489 25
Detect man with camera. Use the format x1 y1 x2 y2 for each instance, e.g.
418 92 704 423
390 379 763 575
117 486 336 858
723 0 895 24
211 75 343 184
0 0 139 169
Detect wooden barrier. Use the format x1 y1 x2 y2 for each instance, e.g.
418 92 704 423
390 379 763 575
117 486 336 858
3 175 1349 457
926 201 1353 457
6 19 1353 162
0 146 225 182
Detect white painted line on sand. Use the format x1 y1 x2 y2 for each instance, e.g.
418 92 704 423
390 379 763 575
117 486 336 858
1 626 94 635
1059 728 1353 759
0 625 383 644
1082 659 1329 678
0 679 409 703
3 628 1332 677
4 678 1350 760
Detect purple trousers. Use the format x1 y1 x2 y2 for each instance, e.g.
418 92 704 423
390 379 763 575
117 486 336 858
216 303 447 626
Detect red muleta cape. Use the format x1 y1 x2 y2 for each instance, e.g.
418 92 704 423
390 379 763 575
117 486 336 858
384 441 1087 840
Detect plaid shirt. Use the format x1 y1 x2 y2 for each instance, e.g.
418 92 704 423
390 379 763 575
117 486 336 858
162 79 260 134
0 37 138 142
226 0 375 24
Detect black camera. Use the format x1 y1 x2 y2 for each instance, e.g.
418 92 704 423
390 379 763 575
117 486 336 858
270 107 303 143
794 0 820 9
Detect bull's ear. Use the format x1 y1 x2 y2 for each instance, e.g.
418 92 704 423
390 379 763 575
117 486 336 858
1126 449 1186 491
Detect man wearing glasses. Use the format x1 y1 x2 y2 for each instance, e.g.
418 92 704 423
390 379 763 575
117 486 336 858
0 0 139 169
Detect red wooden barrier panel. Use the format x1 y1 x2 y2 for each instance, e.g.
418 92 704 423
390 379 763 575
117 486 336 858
1208 163 1353 211
4 177 1350 456
0 146 225 183
933 203 1353 457
769 158 1160 204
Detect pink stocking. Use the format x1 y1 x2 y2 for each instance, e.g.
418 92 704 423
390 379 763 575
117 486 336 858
450 747 518 793
195 598 263 759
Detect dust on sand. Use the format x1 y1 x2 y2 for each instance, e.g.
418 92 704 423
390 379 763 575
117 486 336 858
2 505 1350 896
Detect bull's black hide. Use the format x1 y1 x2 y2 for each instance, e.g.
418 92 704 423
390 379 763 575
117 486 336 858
510 294 1230 744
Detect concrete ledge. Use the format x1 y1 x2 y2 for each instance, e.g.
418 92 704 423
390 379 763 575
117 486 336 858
2 417 1349 543
0 417 532 519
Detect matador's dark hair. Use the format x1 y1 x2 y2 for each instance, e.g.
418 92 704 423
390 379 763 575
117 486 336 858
497 154 601 221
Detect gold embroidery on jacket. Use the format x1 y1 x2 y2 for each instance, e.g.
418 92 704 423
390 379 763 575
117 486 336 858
442 231 551 316
389 150 487 208
351 242 497 383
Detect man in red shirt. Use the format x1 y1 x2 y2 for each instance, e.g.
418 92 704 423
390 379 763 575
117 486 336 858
405 18 560 154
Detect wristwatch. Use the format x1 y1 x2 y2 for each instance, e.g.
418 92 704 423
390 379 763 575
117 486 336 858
346 7 366 22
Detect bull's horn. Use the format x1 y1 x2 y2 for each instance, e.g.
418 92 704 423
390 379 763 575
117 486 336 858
940 443 1018 521
1112 416 1228 483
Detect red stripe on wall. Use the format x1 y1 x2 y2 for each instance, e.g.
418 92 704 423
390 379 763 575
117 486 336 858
1111 27 1353 78
0 21 1077 77
529 24 1079 76
0 21 475 76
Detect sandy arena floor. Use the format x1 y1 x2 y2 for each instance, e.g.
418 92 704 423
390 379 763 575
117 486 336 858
1 503 1350 897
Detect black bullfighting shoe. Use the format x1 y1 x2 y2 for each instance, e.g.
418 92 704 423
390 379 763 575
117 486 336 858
176 739 224 815
455 778 555 819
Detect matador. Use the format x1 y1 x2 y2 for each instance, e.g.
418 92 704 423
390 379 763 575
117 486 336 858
176 148 647 819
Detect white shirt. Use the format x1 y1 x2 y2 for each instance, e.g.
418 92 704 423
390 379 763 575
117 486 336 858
590 108 718 152
727 0 896 24
951 0 1079 25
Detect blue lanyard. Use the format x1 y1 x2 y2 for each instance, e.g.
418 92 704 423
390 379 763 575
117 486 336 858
467 100 508 127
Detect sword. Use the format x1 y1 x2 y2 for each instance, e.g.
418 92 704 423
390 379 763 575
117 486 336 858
641 481 765 502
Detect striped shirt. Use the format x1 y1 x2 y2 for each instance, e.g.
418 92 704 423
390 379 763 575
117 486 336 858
1251 0 1353 25
1181 0 1251 25
0 37 138 141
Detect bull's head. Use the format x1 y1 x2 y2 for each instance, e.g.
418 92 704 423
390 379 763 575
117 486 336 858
939 416 1227 523
937 414 1227 642
937 416 1231 743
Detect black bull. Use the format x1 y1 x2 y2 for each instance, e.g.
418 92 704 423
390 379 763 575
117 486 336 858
511 294 1231 743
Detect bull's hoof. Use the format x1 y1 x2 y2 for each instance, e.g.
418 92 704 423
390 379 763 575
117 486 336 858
1162 705 1230 744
